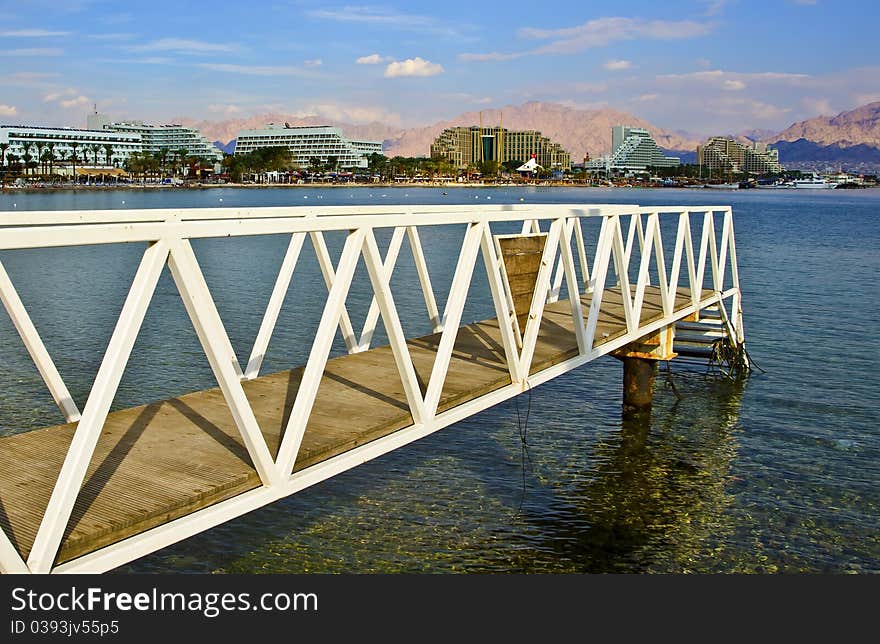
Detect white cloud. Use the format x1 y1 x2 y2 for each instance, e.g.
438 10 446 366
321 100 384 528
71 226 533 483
603 59 633 71
384 57 443 78
304 59 322 68
198 63 317 77
60 95 90 109
458 51 522 62
701 0 733 16
43 88 79 102
635 93 659 102
356 53 391 64
723 79 746 91
855 93 880 106
0 48 63 56
87 32 136 41
0 104 17 117
802 97 835 116
520 17 712 54
208 103 243 116
308 6 460 36
296 102 402 126
0 29 69 37
130 38 235 53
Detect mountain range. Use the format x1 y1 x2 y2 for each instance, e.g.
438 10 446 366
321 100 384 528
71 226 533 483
182 100 880 172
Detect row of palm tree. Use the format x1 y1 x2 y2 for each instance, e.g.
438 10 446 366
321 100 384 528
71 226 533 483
123 149 213 184
0 142 212 184
0 141 122 178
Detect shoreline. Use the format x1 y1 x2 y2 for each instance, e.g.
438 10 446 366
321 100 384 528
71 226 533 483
1 181 877 193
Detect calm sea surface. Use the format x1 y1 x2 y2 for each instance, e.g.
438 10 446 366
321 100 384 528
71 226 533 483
1 186 877 573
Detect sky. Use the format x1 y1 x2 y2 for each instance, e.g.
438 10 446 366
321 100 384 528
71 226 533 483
1 0 879 136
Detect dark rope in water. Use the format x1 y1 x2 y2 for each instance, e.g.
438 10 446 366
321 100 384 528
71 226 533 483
513 379 533 517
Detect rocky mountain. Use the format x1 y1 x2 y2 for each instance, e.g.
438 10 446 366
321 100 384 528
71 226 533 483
181 101 700 162
771 138 880 163
380 102 700 161
769 101 880 148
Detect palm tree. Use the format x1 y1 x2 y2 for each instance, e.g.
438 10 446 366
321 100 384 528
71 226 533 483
69 141 81 184
33 142 45 176
102 143 113 168
45 142 56 177
174 147 188 178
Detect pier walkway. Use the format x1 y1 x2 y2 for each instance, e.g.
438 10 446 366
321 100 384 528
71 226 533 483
0 204 744 573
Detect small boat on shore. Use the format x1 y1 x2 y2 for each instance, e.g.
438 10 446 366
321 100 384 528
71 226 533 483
703 182 740 190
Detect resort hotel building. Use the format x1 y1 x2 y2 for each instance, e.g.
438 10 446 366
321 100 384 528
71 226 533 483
0 112 222 176
697 137 783 175
430 125 571 171
88 112 224 163
0 124 141 171
233 124 383 169
586 126 680 172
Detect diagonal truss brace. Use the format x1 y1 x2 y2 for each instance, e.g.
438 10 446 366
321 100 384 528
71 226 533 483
0 259 81 423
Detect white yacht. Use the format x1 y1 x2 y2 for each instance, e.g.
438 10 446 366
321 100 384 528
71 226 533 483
792 174 838 189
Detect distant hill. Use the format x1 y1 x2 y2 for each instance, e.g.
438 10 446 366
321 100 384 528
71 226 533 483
381 102 700 161
183 100 880 172
769 138 880 164
180 101 700 163
764 102 880 171
663 149 697 164
769 101 880 148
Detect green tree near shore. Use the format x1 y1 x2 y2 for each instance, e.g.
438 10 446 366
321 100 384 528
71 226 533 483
224 147 293 182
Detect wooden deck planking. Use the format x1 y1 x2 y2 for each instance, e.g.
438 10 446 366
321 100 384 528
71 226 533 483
0 286 712 565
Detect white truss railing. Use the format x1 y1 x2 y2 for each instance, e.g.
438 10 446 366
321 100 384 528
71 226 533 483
0 203 744 574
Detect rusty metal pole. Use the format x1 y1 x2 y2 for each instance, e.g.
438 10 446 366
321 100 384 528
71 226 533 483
622 356 656 414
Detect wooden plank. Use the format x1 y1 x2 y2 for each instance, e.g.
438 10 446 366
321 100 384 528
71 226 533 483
0 285 713 567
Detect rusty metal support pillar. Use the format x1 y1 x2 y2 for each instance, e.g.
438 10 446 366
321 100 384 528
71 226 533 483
613 325 676 416
622 357 656 413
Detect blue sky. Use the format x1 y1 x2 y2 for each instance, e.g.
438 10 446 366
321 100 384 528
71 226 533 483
1 0 878 135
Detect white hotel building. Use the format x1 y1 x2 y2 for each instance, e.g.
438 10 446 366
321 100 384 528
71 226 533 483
0 124 141 168
586 126 681 172
88 113 223 163
234 124 382 169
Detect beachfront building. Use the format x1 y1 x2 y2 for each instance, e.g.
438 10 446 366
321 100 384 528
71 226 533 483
586 126 680 173
233 124 382 169
0 124 142 173
697 137 783 175
430 126 572 171
88 112 223 163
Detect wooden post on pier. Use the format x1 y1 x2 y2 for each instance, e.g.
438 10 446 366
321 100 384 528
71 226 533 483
613 326 676 414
